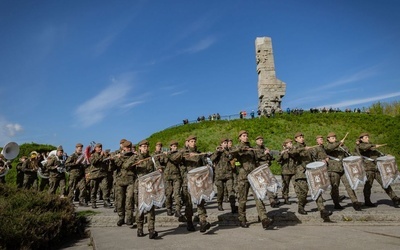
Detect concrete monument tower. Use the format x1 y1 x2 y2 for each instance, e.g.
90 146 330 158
255 37 286 115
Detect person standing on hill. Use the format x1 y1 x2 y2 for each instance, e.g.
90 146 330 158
356 133 400 207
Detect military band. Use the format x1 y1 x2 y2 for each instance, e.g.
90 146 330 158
2 130 400 240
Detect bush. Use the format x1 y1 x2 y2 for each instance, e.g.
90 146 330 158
0 185 87 250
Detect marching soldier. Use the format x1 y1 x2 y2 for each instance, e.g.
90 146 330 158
210 138 237 213
325 132 362 211
254 135 279 208
230 130 273 229
113 140 136 226
47 146 67 196
179 135 211 233
89 143 112 208
129 140 160 239
16 156 27 188
356 133 400 207
277 139 296 205
65 143 88 206
164 140 183 217
22 151 40 190
291 132 332 222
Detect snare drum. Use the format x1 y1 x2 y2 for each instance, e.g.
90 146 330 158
342 156 366 190
305 161 331 200
376 155 400 189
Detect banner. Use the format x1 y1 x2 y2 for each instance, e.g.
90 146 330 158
187 166 215 205
248 164 281 200
138 170 166 215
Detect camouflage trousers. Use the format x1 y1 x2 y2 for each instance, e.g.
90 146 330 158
23 174 38 190
181 185 207 222
364 170 397 202
68 174 87 202
215 178 235 204
136 206 155 230
48 176 67 196
237 180 267 223
116 183 135 221
39 177 49 191
165 177 182 211
329 171 358 204
294 179 325 211
90 176 109 204
281 174 295 199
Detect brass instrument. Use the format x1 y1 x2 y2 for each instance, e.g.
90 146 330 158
0 142 20 177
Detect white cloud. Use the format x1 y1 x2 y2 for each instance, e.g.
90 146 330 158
317 92 400 109
0 116 24 146
74 74 134 127
181 37 216 54
170 90 187 96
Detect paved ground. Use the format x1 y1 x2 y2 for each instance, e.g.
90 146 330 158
63 179 400 249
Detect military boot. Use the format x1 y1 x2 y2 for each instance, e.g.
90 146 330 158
261 218 273 229
199 221 211 233
167 208 173 216
283 198 291 205
187 221 195 232
353 202 362 211
270 200 278 208
137 229 144 237
231 205 238 214
239 221 249 228
149 229 158 239
364 197 377 207
104 200 112 208
117 217 125 226
298 207 307 215
218 203 224 211
126 217 133 226
392 196 400 206
334 203 344 210
320 209 333 222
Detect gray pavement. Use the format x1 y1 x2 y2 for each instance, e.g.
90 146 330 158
64 179 400 249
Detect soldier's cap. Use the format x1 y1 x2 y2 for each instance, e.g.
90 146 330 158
119 138 127 144
186 135 197 141
359 133 369 138
294 132 304 138
315 135 323 140
238 130 248 137
105 149 111 153
156 142 163 146
122 140 132 148
170 140 179 146
255 135 264 141
227 138 233 142
76 143 83 148
95 143 102 148
327 132 336 138
57 145 63 151
283 139 292 145
220 138 228 144
138 140 149 146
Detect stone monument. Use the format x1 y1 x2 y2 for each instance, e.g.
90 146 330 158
255 37 286 115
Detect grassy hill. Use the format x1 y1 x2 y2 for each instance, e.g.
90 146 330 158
147 112 400 173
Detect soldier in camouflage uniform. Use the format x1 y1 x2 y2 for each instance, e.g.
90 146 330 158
65 143 88 206
113 140 136 226
210 138 237 213
254 135 279 208
291 132 332 222
164 140 183 217
89 143 112 208
16 156 27 188
356 133 400 207
22 151 40 189
47 146 67 196
179 135 211 233
277 139 296 205
325 132 362 211
230 130 273 229
128 140 160 239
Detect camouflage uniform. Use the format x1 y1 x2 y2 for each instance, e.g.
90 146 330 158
16 161 25 188
130 150 157 234
164 149 183 216
357 139 400 206
277 148 295 204
22 158 39 189
210 145 236 212
291 140 330 220
230 140 271 228
46 153 67 196
325 141 361 210
65 152 87 205
114 150 135 225
89 150 110 208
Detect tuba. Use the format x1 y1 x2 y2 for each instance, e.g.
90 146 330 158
0 142 20 177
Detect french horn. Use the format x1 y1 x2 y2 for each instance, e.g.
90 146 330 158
0 142 20 177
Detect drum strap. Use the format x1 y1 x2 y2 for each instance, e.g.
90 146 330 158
362 156 374 162
327 155 340 162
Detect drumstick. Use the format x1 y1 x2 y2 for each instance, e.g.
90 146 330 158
376 144 387 148
341 132 349 142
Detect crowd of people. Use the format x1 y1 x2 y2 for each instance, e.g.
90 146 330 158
0 130 398 239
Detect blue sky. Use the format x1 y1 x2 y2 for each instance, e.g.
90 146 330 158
1 0 399 153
